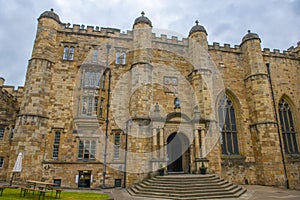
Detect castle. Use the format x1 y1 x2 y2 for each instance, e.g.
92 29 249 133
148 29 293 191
0 9 299 189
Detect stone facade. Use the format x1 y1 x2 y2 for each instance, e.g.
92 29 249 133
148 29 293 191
0 9 299 189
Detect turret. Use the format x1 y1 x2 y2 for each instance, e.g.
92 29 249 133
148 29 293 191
241 30 285 186
126 12 154 187
9 9 60 182
188 21 212 119
130 12 153 117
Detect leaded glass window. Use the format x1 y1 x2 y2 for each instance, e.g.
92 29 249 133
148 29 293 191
279 98 298 154
218 95 239 155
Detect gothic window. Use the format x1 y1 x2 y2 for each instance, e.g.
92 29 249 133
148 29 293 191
63 46 75 60
52 131 61 159
279 98 298 154
114 134 120 159
0 157 3 168
0 128 4 140
78 140 96 160
218 95 239 155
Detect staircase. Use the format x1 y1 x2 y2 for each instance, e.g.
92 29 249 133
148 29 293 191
127 174 247 199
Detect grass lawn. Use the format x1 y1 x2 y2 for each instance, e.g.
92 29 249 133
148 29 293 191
1 188 111 200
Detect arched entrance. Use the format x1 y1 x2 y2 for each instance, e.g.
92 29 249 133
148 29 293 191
167 132 190 173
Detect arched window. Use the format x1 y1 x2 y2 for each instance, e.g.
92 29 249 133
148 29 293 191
218 95 239 155
278 98 298 154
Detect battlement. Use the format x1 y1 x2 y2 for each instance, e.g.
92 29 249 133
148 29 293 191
208 42 241 53
59 22 135 39
262 45 299 59
152 33 189 46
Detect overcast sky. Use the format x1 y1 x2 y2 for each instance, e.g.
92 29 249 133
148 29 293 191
0 0 299 86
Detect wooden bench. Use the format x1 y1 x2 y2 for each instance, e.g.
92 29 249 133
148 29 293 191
53 188 63 199
38 189 48 200
19 185 37 197
0 186 4 196
0 185 19 196
48 187 63 199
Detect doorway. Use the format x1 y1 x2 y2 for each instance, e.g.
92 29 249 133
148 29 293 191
167 133 190 173
78 170 91 188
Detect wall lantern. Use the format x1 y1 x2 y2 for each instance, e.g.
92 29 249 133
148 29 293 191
174 97 180 109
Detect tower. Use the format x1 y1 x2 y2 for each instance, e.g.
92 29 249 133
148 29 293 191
188 21 222 174
241 30 285 186
126 12 154 186
9 9 60 180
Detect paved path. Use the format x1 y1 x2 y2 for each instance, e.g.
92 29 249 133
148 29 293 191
104 185 300 200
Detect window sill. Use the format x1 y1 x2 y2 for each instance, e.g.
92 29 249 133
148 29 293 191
221 155 246 166
286 153 300 163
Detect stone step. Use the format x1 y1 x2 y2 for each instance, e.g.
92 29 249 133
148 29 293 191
128 174 247 199
128 186 246 199
139 181 233 190
129 185 244 198
135 183 238 193
146 178 226 185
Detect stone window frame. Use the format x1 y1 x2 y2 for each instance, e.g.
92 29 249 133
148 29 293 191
113 133 121 160
278 97 299 154
52 129 62 160
218 94 240 155
115 48 127 65
77 140 96 161
0 157 3 168
0 127 4 140
62 46 75 61
92 49 99 63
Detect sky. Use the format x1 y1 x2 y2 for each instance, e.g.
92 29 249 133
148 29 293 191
0 0 299 87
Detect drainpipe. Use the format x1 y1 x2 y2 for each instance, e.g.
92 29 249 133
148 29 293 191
102 44 111 188
123 119 130 188
266 63 289 189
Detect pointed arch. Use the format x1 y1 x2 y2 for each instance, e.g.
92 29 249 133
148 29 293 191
278 95 299 154
216 89 241 155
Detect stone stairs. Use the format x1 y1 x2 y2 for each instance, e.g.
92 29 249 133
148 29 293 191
127 174 247 199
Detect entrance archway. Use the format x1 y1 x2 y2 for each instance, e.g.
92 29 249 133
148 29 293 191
167 132 190 173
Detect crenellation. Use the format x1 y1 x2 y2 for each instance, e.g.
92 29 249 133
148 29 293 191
73 24 80 31
152 34 189 46
87 25 94 33
208 43 241 53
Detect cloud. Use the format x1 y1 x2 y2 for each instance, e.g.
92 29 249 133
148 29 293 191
0 0 299 86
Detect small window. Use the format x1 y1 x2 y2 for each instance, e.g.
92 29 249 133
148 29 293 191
0 157 3 168
101 74 106 90
10 128 14 140
115 52 121 64
115 52 126 65
99 99 104 118
121 52 126 65
0 128 4 140
63 46 75 61
52 131 61 159
78 140 96 160
53 179 61 188
114 134 120 159
93 49 98 63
